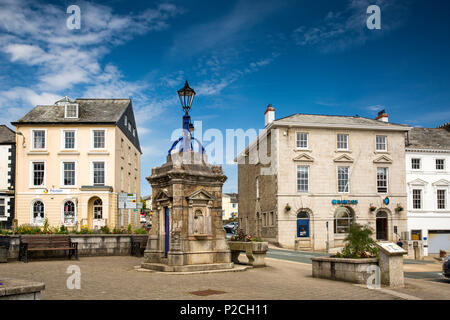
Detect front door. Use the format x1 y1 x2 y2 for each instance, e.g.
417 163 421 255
376 217 388 240
164 207 169 258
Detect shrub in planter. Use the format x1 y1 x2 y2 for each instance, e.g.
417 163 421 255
230 229 263 242
369 205 376 212
395 205 404 213
133 228 148 234
285 204 291 212
440 250 447 258
334 224 378 259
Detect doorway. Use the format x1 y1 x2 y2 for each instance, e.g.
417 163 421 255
376 211 388 240
164 207 169 258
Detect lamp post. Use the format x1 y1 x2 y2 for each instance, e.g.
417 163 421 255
177 81 196 152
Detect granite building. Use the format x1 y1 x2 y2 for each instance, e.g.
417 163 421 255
237 107 410 251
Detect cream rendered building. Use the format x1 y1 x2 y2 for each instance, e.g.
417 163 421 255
222 193 238 221
237 107 410 251
12 98 142 230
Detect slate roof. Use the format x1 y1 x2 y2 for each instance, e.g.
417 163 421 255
407 127 450 150
273 113 410 130
224 192 238 203
12 99 131 124
0 125 15 144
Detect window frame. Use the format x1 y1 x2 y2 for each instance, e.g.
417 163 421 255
61 129 77 150
411 158 421 170
334 207 354 234
64 104 78 119
31 129 47 150
91 160 107 186
436 159 445 171
337 134 349 151
377 167 388 194
31 200 45 226
296 132 309 150
0 198 6 217
90 128 107 150
62 200 76 226
412 189 422 209
30 160 46 188
61 160 77 187
376 135 387 152
297 165 309 193
337 166 350 193
437 189 447 210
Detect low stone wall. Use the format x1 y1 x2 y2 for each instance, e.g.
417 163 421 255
311 256 378 284
0 278 45 300
3 235 148 260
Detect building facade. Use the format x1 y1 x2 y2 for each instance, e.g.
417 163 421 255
0 125 16 229
222 193 238 221
406 127 450 256
237 107 410 251
12 97 141 230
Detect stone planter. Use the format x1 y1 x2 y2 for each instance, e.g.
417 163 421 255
228 241 268 267
0 278 45 300
311 256 378 284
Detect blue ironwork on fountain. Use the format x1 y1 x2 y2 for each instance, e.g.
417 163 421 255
168 81 205 155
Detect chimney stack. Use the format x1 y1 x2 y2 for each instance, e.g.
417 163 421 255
375 109 389 123
265 104 275 127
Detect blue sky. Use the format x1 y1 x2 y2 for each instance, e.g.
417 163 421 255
1 0 449 196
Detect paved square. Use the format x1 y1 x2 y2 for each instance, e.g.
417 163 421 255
0 256 447 300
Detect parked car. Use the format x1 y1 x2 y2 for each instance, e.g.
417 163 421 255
443 256 450 279
224 222 238 230
224 226 236 240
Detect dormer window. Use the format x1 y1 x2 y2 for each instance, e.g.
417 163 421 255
65 104 79 118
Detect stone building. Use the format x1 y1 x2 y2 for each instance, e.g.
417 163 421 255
237 107 410 251
406 127 450 255
0 125 16 229
12 97 141 230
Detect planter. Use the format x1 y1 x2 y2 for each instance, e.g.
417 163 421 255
228 241 268 267
311 256 378 284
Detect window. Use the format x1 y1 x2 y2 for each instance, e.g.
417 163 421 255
63 162 76 186
93 198 102 219
436 159 445 170
270 212 274 226
413 189 422 209
437 190 446 209
63 201 75 225
124 115 128 126
32 162 45 186
0 199 5 217
32 201 45 224
32 130 46 149
263 212 267 227
297 166 309 192
93 130 105 149
296 132 308 149
93 162 105 186
337 134 348 150
337 167 349 193
411 158 421 170
128 122 132 132
232 203 237 208
377 168 388 193
334 207 353 234
63 130 76 149
64 104 78 118
133 128 136 137
256 177 260 199
376 135 387 151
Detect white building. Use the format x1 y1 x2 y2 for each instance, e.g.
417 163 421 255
222 193 238 221
406 126 450 256
0 125 15 229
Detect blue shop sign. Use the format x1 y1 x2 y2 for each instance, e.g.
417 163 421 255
332 199 358 205
384 197 390 205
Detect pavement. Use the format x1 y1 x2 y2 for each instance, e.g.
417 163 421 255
0 253 448 300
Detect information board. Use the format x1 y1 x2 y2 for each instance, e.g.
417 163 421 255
118 193 137 209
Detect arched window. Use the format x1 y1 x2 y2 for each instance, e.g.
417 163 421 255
334 207 354 234
33 201 45 225
64 201 75 225
93 198 102 219
297 211 310 238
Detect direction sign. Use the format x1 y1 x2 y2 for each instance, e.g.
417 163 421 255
118 193 137 209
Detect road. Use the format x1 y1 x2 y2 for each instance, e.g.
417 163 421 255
267 248 447 281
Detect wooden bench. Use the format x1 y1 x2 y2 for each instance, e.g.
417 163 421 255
130 235 148 257
19 235 78 263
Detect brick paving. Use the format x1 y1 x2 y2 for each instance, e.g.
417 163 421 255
0 256 447 300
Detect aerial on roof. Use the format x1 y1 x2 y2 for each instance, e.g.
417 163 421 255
407 127 450 150
12 99 131 124
273 113 410 129
0 125 15 144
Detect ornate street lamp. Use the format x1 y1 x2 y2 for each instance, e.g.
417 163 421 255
177 80 196 115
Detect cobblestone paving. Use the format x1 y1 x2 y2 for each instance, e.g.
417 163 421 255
0 256 445 300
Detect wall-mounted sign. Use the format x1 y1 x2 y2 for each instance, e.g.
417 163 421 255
118 193 137 209
35 189 70 195
384 197 390 205
331 199 358 205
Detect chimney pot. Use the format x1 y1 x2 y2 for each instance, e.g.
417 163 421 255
375 109 389 123
265 104 275 127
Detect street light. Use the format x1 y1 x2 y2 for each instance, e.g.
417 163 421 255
177 80 196 115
